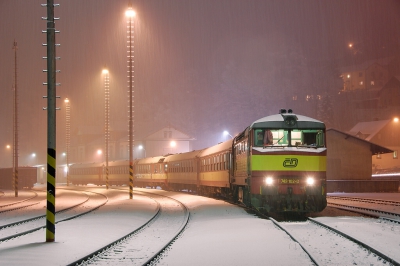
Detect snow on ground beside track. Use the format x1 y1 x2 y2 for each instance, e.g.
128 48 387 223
0 187 399 265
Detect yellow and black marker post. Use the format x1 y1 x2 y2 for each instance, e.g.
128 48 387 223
46 149 56 241
44 0 58 242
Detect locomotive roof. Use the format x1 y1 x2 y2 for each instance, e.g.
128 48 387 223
250 113 325 129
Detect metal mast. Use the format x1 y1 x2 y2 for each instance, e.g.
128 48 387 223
103 69 110 189
65 98 70 186
126 5 135 199
12 40 19 198
42 0 59 242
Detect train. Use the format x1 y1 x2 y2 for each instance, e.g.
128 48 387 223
0 167 37 190
70 109 327 213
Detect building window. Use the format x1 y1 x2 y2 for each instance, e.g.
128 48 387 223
164 131 172 138
394 150 398 159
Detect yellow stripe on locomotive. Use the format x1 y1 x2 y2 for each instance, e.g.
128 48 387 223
251 154 326 172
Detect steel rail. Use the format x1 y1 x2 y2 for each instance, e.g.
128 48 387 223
268 217 320 266
327 201 400 220
67 193 161 266
0 190 38 209
308 217 400 266
0 190 106 243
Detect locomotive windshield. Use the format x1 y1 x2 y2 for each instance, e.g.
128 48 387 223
254 128 325 148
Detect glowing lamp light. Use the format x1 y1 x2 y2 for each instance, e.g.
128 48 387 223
6 145 11 149
394 117 399 123
97 149 102 155
306 177 315 185
125 8 136 18
265 177 273 185
170 141 176 147
102 69 109 75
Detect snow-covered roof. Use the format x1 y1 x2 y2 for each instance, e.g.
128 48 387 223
348 120 390 141
328 128 393 155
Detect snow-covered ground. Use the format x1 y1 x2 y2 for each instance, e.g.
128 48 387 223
0 186 399 265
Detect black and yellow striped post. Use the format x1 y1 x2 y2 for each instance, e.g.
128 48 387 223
46 149 56 241
129 161 133 198
45 0 57 242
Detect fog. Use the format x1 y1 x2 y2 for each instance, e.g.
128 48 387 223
1 0 399 166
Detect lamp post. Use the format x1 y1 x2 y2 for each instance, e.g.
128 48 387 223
102 69 110 190
223 130 233 139
138 145 146 158
32 153 37 166
126 5 136 199
64 98 70 186
12 40 19 197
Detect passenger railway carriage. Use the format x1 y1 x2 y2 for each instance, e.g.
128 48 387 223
69 109 327 214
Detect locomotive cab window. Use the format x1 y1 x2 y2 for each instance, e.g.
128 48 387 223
254 129 325 147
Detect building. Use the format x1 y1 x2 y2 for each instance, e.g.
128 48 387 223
127 125 196 158
326 128 397 192
68 124 196 164
327 128 392 180
348 119 400 171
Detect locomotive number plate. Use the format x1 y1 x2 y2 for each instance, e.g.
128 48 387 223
279 179 300 184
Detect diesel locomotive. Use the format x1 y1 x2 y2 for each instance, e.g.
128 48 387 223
70 109 327 213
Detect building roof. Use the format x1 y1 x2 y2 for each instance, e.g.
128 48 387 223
339 57 393 73
327 128 393 155
348 120 391 141
144 125 195 141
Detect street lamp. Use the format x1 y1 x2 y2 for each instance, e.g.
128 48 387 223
223 130 233 139
138 145 146 158
32 153 37 166
64 98 70 186
126 4 136 199
102 69 110 189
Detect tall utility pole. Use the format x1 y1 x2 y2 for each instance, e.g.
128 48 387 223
102 69 110 189
12 40 19 198
126 5 136 199
43 0 59 243
64 98 70 186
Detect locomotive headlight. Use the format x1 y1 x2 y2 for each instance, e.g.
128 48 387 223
265 177 273 185
306 177 315 186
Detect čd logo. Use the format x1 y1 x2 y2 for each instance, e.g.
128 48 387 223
283 158 298 168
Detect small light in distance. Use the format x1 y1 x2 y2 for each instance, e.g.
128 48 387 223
97 149 102 155
265 177 273 185
394 117 399 123
306 177 315 185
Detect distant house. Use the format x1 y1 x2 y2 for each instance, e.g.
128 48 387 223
326 128 392 180
348 119 400 171
340 58 391 92
143 126 195 157
118 125 196 158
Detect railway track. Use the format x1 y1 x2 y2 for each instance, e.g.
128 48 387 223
269 216 400 266
0 190 107 243
69 189 190 266
0 190 40 213
327 196 400 220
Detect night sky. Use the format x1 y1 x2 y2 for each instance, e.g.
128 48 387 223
1 0 400 166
